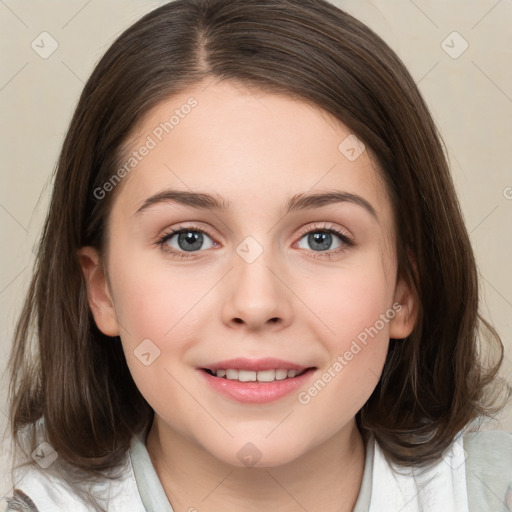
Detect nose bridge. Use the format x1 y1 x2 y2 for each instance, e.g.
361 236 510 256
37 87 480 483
222 234 291 329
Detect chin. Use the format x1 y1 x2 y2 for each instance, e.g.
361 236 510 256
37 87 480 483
206 437 310 469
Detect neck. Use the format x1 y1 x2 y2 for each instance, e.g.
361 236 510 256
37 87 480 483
146 417 366 512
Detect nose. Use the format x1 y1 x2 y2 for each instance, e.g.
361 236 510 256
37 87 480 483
221 245 293 331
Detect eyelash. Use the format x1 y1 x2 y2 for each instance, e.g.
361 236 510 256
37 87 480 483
155 222 354 261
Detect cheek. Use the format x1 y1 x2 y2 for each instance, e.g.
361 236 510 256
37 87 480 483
296 253 394 349
297 297 390 423
295 253 393 402
108 254 200 418
107 244 214 340
106 247 216 398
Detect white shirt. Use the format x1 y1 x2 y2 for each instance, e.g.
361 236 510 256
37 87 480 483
5 430 512 512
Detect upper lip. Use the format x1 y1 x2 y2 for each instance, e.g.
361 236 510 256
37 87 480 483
201 358 315 372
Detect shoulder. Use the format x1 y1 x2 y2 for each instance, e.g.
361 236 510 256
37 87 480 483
5 448 146 512
463 430 512 512
367 429 510 512
5 467 91 512
463 429 512 472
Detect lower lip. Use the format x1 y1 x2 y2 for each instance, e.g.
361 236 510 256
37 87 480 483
198 368 316 404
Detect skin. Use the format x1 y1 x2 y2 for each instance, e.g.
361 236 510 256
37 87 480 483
78 79 417 512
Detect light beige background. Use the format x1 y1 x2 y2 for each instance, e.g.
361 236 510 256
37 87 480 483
1 0 511 504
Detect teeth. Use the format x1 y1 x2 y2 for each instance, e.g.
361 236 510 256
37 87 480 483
226 369 239 380
238 370 257 382
212 368 304 382
258 369 279 382
275 369 289 380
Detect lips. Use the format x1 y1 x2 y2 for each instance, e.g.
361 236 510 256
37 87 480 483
200 357 313 372
200 358 316 382
198 361 317 403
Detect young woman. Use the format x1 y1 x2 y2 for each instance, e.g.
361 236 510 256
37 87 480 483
6 1 511 511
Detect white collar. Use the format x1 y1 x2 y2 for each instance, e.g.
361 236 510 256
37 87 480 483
369 431 469 512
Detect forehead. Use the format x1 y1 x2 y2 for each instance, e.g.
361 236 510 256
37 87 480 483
112 80 392 225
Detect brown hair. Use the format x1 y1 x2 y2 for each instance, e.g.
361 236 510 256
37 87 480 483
7 0 510 495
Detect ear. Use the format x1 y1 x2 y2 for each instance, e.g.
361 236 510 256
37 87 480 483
389 278 417 339
389 254 418 340
77 246 120 337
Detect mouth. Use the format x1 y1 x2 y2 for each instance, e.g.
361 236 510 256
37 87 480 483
201 367 314 382
197 358 317 403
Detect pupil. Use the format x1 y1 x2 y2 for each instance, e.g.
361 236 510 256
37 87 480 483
309 232 331 251
178 231 203 251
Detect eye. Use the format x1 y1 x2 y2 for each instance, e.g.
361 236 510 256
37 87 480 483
155 225 216 259
295 222 354 259
155 222 354 260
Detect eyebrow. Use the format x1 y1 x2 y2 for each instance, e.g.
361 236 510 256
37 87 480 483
134 189 378 220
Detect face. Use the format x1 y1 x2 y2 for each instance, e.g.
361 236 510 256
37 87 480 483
79 79 416 467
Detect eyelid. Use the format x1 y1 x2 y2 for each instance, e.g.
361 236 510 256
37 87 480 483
155 221 354 259
295 221 353 242
155 224 217 247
